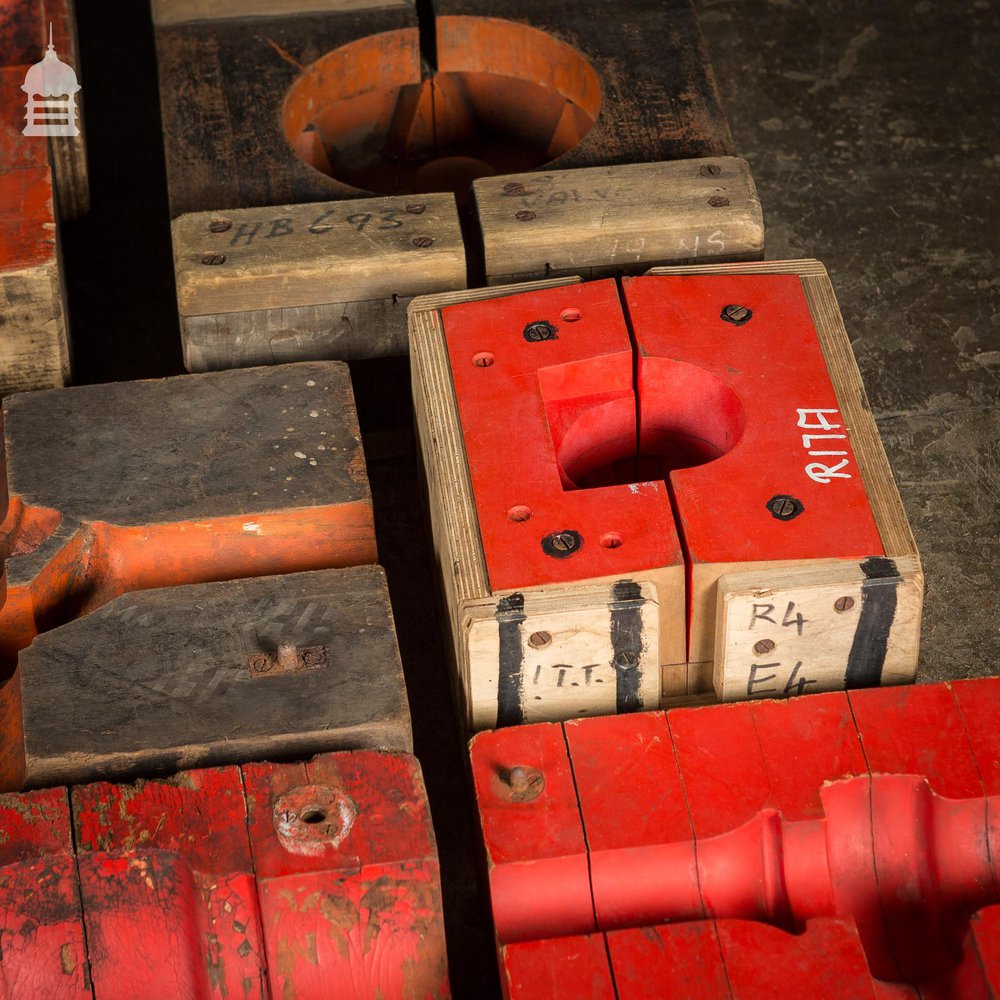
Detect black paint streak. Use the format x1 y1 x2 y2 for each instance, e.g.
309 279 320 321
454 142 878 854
496 594 527 727
610 581 644 713
844 557 900 688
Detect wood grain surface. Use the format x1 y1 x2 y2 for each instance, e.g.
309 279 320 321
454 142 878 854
20 565 411 787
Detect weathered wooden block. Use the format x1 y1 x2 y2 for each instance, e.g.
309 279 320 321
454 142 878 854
20 565 410 787
409 261 921 729
0 66 70 394
474 157 764 285
0 749 450 998
471 679 1000 996
153 0 730 216
0 361 376 788
172 193 466 370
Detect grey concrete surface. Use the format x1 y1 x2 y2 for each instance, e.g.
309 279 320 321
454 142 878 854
700 0 1000 681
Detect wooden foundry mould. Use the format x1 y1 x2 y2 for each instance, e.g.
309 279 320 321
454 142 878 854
0 361 416 792
0 0 88 395
409 260 922 729
471 678 1000 997
153 0 765 368
0 749 449 997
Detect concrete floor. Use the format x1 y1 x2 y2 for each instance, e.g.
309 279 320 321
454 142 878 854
700 0 1000 682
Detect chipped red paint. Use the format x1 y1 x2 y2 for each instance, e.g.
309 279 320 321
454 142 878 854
472 678 1000 996
0 752 450 999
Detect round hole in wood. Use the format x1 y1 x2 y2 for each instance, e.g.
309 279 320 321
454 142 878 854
282 17 602 197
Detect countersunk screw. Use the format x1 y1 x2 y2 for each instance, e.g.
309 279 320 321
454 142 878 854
503 182 528 196
405 203 426 214
834 596 856 613
515 209 536 222
708 195 731 207
411 235 434 248
699 164 722 177
497 765 545 803
720 304 752 325
753 639 776 655
766 495 804 521
614 650 639 669
201 253 227 265
208 219 231 233
248 653 272 674
523 320 558 343
542 530 582 558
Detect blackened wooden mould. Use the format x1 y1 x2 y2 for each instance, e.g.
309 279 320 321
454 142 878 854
0 749 449 997
152 0 732 216
408 261 921 729
0 361 378 789
471 679 1000 997
20 565 411 788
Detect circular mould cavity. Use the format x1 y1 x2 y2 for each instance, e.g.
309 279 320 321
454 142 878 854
282 17 602 197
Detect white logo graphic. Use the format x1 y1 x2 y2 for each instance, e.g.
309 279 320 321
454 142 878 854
22 24 80 137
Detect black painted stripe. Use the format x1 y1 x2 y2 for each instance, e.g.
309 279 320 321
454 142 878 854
496 594 527 727
610 580 645 714
844 557 900 689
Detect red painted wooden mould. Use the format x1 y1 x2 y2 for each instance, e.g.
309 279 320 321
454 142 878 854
411 261 922 730
0 750 450 998
471 677 1000 997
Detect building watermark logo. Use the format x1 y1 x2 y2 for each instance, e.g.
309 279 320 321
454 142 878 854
22 24 80 137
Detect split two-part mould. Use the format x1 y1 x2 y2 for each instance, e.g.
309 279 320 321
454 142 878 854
410 260 923 730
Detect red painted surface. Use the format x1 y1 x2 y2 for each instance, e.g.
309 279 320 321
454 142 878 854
472 678 1000 995
443 280 681 591
0 752 450 999
625 274 883 565
0 788 89 999
441 276 883 596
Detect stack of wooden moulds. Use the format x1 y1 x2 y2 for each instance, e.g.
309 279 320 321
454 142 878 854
0 0 928 995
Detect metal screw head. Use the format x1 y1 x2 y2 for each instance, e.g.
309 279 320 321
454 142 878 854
503 182 528 196
753 639 776 655
523 320 558 343
208 219 231 233
708 195 731 207
542 530 582 558
834 596 856 613
405 203 426 214
614 650 639 669
699 164 722 177
528 631 551 648
720 304 752 325
495 765 545 803
201 253 227 265
766 495 805 521
248 653 272 674
515 209 536 222
411 235 434 248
